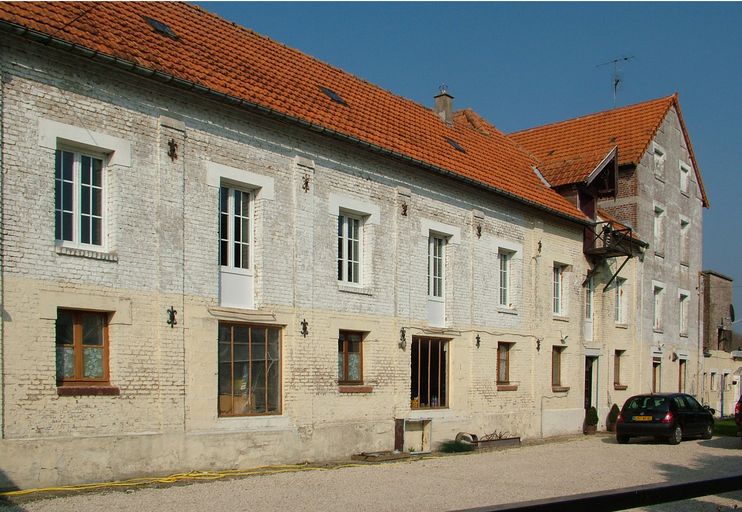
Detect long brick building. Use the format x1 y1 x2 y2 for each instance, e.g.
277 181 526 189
0 2 709 488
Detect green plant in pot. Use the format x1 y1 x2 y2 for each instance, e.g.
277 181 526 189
607 403 621 432
584 406 599 434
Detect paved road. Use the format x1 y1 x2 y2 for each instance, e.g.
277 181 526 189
3 434 742 512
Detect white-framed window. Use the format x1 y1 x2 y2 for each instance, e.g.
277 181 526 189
499 250 512 307
337 213 362 284
679 291 689 336
615 278 626 324
653 284 665 331
680 218 690 265
54 149 105 247
428 235 446 298
653 143 666 180
553 264 565 315
219 186 252 271
653 205 665 256
679 162 691 194
584 276 594 320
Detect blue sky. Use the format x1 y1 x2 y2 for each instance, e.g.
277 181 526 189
200 1 742 327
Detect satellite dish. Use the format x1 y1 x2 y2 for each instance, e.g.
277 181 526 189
731 304 736 323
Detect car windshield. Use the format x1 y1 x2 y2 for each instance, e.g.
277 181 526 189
624 396 669 412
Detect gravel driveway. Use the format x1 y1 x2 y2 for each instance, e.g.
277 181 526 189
3 434 741 512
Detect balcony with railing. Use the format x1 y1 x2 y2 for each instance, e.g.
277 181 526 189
583 221 638 259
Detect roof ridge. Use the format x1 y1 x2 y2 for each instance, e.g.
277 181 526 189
183 2 438 119
508 94 676 136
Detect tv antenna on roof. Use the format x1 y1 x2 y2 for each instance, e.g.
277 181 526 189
597 56 634 106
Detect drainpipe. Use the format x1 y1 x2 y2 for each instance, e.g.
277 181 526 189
0 51 5 439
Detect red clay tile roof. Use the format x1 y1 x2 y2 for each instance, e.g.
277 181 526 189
509 95 709 207
0 2 587 223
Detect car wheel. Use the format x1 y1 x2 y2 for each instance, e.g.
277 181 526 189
702 423 713 440
617 435 630 444
668 425 682 445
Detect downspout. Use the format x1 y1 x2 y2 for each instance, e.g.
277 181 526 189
0 43 5 440
181 131 188 432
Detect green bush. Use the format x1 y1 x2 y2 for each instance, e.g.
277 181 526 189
439 440 476 453
607 403 620 424
586 406 599 426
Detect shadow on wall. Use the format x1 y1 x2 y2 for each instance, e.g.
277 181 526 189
0 470 27 512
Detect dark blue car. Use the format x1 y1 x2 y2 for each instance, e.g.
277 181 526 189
616 393 714 445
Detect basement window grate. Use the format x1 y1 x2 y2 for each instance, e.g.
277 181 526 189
445 137 466 153
319 86 347 106
144 16 179 40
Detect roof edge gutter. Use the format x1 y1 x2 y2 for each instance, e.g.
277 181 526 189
0 20 590 226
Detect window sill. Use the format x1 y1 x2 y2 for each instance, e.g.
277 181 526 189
654 251 665 259
615 323 629 329
497 384 518 392
553 315 569 322
680 261 689 268
339 385 373 394
614 384 628 391
57 385 120 396
498 307 518 316
55 245 118 262
680 332 688 338
338 284 373 296
552 386 570 393
654 174 665 183
653 328 664 334
681 190 690 198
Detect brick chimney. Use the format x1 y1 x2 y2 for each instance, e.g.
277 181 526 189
434 85 454 124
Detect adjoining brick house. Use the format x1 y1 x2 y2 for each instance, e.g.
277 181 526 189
511 95 709 403
0 3 708 488
699 270 741 417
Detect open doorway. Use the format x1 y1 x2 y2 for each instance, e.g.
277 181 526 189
584 356 598 410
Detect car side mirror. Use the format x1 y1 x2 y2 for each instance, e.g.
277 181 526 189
704 405 716 415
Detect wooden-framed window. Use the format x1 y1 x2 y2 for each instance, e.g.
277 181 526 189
499 251 512 307
338 331 363 384
653 285 664 331
553 264 565 315
551 346 565 389
679 162 691 194
584 276 594 320
497 342 512 384
679 292 689 335
428 235 445 298
56 309 109 385
337 213 362 284
653 143 666 180
614 350 627 390
218 323 281 417
55 149 104 247
411 337 448 409
219 186 252 270
614 278 626 324
653 205 665 256
680 219 690 265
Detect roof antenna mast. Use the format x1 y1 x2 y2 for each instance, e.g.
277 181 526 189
597 56 634 106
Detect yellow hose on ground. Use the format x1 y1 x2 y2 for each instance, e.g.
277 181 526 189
0 454 447 498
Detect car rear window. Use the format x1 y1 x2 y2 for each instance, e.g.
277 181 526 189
624 396 669 412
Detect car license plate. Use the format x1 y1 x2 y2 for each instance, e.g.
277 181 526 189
633 415 652 421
